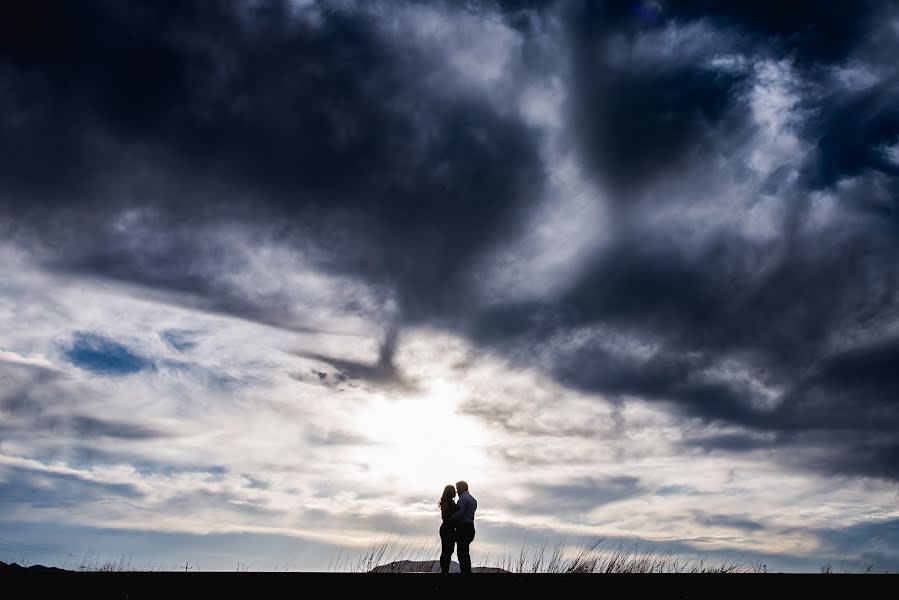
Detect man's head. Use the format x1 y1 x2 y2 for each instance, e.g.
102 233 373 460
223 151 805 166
456 480 468 494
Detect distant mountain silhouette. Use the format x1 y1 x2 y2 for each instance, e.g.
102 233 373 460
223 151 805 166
369 560 508 573
0 559 511 574
1 561 66 571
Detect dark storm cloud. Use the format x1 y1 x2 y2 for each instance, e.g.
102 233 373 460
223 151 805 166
568 6 749 198
672 1 880 63
564 0 899 201
293 324 411 389
688 429 899 481
465 0 899 482
475 222 899 478
564 0 880 66
775 337 899 430
676 323 899 478
574 62 745 197
0 0 542 324
510 476 644 520
804 86 899 188
477 227 896 387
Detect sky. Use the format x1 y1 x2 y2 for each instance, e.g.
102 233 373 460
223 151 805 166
2 0 899 573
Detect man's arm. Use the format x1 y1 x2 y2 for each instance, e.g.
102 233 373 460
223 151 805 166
447 495 468 525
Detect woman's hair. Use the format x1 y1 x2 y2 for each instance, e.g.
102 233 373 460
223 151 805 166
438 485 456 509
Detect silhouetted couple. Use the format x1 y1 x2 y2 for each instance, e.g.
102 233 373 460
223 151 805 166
438 480 477 574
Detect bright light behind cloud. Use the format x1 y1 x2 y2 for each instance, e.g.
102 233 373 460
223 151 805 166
351 385 490 494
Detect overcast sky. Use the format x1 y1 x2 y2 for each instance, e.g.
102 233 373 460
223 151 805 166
2 0 899 572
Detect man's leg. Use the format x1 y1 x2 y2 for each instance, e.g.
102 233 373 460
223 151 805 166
457 525 475 574
457 539 470 574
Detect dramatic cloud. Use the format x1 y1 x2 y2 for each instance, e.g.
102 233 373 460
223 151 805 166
2 0 899 572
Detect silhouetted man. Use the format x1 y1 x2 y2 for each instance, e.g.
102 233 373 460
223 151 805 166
449 480 477 574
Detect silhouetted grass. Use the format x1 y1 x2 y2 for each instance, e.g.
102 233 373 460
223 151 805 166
820 561 874 574
8 533 879 573
332 535 786 574
61 549 181 572
488 537 770 574
73 550 187 572
335 532 441 573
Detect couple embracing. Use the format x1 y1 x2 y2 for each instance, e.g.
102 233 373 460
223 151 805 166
438 480 477 574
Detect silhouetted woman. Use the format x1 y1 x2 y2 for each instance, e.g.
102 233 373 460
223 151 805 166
438 484 458 573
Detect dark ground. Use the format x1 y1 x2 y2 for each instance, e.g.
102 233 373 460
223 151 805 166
1 570 894 599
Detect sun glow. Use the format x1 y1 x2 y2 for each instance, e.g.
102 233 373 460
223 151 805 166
351 381 490 493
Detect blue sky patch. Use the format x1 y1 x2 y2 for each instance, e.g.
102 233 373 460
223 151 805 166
64 332 151 375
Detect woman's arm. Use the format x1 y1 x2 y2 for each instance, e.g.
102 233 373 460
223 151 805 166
446 497 466 524
442 501 459 521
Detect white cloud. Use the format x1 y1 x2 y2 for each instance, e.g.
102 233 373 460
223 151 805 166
375 2 522 96
3 244 899 567
882 139 899 166
746 59 804 177
0 349 53 369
